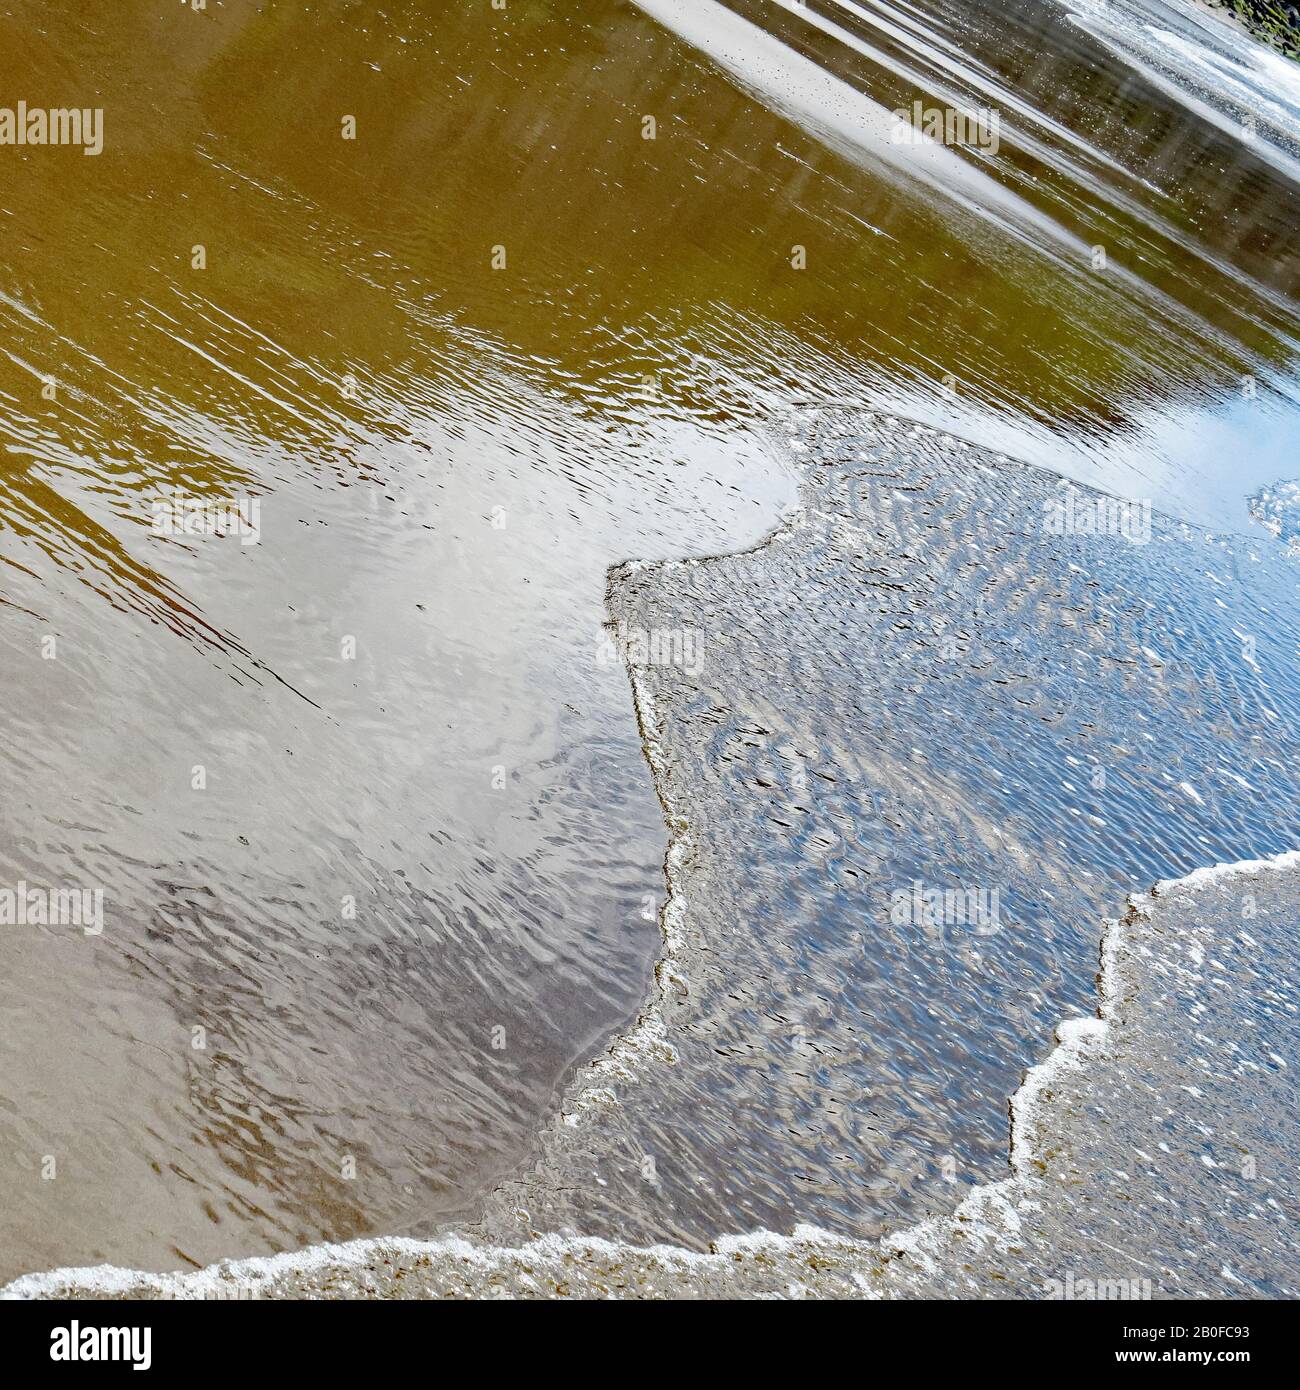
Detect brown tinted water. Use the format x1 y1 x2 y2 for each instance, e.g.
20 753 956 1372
1 0 1298 1280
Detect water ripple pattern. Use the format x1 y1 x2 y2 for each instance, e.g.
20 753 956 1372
476 410 1300 1250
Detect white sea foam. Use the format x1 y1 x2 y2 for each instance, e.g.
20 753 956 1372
556 670 685 1123
1155 848 1300 893
1247 479 1300 546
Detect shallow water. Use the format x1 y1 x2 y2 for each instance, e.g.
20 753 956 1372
475 412 1300 1249
1 0 1298 1281
14 853 1298 1298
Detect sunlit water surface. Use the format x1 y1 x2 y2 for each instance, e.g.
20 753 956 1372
0 0 1297 1278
